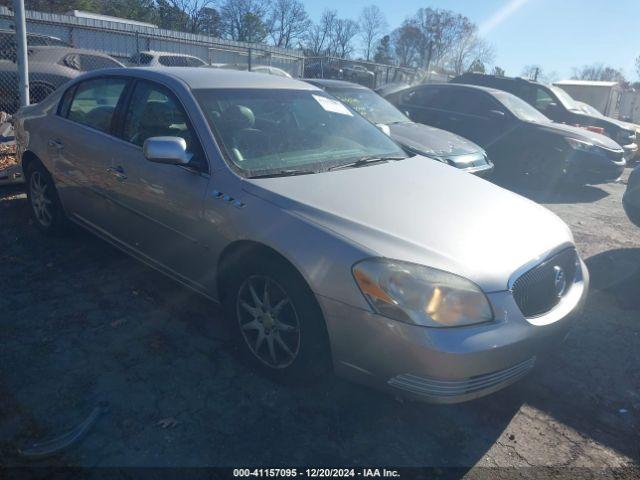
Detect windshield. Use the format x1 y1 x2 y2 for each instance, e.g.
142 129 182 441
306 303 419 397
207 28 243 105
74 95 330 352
325 87 410 125
194 89 407 176
549 85 580 111
577 102 604 117
493 91 551 123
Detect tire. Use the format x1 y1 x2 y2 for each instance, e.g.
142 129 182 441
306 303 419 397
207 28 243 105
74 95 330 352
25 160 68 235
223 254 332 383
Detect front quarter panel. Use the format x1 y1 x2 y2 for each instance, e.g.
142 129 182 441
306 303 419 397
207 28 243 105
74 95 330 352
234 180 374 310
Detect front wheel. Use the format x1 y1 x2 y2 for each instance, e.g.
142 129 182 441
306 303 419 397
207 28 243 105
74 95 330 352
224 256 331 382
25 161 67 235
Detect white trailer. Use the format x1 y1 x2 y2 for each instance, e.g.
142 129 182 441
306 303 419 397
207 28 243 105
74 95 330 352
554 80 622 118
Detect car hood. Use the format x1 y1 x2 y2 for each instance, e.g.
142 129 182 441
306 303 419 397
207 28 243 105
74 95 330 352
243 156 574 292
387 121 483 157
571 112 635 134
531 121 623 150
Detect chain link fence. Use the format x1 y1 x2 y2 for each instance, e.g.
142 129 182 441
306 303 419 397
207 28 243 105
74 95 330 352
303 56 418 90
0 6 305 114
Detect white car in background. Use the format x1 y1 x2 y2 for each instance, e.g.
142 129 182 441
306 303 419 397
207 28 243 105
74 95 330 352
129 50 207 67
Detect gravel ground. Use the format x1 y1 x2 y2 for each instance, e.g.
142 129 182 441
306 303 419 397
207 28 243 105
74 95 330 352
0 169 639 476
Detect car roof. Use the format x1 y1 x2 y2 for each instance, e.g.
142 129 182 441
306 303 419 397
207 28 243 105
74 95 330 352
304 78 370 90
80 67 321 91
419 82 505 95
138 50 203 59
456 72 549 87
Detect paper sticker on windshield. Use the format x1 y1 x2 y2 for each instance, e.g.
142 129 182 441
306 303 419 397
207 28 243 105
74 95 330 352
313 95 353 116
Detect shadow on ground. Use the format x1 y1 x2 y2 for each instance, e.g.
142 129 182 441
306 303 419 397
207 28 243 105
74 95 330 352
500 182 610 205
518 248 640 463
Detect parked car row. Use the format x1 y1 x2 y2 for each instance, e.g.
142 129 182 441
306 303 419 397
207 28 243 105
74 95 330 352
16 67 590 404
452 73 638 160
306 79 493 177
381 82 626 187
0 31 124 113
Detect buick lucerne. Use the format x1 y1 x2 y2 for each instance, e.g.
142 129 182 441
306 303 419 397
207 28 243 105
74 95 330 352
15 68 589 403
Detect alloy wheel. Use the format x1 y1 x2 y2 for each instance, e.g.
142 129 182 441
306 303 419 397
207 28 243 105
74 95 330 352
29 171 53 227
236 275 301 369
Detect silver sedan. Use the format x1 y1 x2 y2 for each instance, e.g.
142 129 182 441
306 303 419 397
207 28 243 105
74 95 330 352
15 68 589 403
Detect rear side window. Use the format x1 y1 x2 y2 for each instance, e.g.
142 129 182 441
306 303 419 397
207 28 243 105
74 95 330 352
63 54 121 71
130 53 153 65
404 87 448 109
445 90 499 116
158 55 205 67
65 78 127 133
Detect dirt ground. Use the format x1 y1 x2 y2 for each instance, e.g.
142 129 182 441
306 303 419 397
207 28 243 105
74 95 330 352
0 168 639 476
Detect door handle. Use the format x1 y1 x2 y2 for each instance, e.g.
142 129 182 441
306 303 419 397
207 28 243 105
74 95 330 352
107 165 127 182
48 139 64 149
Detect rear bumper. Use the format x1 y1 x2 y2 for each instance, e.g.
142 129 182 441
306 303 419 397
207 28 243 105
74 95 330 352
319 259 589 404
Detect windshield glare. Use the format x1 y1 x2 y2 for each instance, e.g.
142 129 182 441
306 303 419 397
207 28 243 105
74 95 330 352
549 85 579 110
494 91 551 123
194 89 407 176
326 87 409 125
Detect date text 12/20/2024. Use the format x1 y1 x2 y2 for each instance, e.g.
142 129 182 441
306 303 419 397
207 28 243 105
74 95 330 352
233 469 401 478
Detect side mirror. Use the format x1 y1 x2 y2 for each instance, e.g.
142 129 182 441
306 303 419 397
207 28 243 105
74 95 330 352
488 109 506 120
143 137 192 166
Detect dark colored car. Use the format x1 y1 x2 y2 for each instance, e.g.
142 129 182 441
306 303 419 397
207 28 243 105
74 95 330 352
0 46 123 113
307 79 493 177
383 83 626 186
452 73 638 159
623 165 640 227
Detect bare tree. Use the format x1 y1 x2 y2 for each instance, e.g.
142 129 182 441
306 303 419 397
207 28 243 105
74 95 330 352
358 5 387 61
572 63 626 83
267 0 310 48
330 18 359 58
164 0 215 32
521 65 559 83
636 55 640 80
303 9 338 56
409 8 473 70
219 0 270 43
391 24 422 67
447 27 494 75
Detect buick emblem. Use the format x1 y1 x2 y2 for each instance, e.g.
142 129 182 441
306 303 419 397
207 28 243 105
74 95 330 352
553 265 567 297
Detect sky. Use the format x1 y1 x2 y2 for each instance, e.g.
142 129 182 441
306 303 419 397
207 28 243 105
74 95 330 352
303 0 640 81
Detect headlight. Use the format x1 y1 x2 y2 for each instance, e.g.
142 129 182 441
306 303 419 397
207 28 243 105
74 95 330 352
352 258 493 327
564 137 601 154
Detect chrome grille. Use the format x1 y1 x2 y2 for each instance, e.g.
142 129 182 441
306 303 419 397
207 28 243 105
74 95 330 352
511 249 578 318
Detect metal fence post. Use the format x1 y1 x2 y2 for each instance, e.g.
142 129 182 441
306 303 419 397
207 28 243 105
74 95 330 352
248 47 252 71
13 0 29 108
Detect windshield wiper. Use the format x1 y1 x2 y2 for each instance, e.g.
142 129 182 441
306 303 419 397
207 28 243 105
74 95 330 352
328 155 406 171
248 169 317 179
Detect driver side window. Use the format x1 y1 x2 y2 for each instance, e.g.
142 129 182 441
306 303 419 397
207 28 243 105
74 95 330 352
533 87 555 112
121 81 205 169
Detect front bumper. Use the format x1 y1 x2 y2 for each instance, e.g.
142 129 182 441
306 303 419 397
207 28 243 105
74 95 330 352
566 151 625 184
319 259 589 404
622 142 637 159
